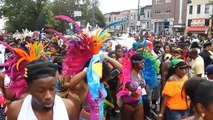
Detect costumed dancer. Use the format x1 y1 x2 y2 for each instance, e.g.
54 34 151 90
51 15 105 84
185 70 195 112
44 15 125 120
116 51 144 120
62 27 122 120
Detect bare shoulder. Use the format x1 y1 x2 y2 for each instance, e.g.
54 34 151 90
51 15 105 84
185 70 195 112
7 99 24 120
62 98 75 109
62 98 80 120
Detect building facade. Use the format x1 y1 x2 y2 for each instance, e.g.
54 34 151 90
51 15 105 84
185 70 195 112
104 9 143 34
140 5 152 32
186 0 213 37
151 0 187 36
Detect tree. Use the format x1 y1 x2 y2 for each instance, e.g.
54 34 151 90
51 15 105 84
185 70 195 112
0 0 56 32
50 0 106 29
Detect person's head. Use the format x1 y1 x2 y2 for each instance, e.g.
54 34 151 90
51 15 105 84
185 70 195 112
183 77 213 120
172 47 182 59
203 42 212 51
50 45 59 55
25 59 57 111
53 56 63 74
154 44 161 52
108 51 118 60
131 54 144 71
82 59 113 82
166 59 188 80
206 65 213 80
189 49 198 60
163 45 172 54
191 42 200 49
115 47 124 58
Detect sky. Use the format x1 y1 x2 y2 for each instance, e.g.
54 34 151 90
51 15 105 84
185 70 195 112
99 0 152 14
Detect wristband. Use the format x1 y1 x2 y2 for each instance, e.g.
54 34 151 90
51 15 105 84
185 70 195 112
158 113 163 118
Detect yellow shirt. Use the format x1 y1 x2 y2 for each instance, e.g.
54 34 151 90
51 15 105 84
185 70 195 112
162 75 189 110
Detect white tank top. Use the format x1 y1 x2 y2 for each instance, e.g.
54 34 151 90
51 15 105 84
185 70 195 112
18 95 69 120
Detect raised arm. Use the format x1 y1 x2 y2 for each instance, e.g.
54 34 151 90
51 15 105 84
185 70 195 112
104 56 122 72
64 69 87 90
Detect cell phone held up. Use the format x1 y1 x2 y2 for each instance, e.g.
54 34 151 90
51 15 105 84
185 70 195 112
110 69 120 79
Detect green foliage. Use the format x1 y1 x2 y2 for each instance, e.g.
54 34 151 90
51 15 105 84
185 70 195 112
0 0 106 33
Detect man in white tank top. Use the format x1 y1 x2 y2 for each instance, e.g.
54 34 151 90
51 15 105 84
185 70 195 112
7 60 80 120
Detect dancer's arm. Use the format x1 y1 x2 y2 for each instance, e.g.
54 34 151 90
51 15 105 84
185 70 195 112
64 68 87 89
157 95 168 120
104 56 122 72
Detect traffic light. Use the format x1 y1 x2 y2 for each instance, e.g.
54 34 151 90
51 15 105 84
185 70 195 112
187 0 192 4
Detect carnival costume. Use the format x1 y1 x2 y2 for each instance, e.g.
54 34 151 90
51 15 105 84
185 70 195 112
47 15 126 120
117 39 160 108
0 41 52 99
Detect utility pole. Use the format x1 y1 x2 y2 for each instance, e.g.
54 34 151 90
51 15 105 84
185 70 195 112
137 0 140 32
92 0 96 29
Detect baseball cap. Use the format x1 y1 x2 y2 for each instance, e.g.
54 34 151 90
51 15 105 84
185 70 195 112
206 65 213 75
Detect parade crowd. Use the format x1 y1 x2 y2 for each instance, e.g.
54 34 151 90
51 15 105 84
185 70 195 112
0 23 213 120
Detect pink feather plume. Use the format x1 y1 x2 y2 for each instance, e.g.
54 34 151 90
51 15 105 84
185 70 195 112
54 15 82 34
44 29 68 43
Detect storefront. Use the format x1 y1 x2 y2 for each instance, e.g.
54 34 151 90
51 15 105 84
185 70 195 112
186 18 210 37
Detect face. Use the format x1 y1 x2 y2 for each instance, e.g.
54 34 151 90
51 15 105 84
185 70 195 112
29 77 56 111
50 47 57 54
133 60 145 70
204 103 213 120
175 65 188 78
110 53 117 60
116 48 124 58
164 46 171 53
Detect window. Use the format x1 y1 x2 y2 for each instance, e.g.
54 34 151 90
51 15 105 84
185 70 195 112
147 11 150 18
155 9 161 14
205 4 210 13
156 0 163 4
147 22 150 28
109 17 111 22
165 8 171 13
114 17 116 21
197 5 201 14
189 5 193 14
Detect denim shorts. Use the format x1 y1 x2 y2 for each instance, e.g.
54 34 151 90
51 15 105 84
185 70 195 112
165 107 188 120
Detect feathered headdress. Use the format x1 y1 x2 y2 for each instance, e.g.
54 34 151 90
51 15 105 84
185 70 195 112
0 41 52 99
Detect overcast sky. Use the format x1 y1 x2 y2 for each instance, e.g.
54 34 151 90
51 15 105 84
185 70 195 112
99 0 152 14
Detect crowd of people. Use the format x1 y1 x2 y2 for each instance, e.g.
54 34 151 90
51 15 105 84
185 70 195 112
0 20 212 120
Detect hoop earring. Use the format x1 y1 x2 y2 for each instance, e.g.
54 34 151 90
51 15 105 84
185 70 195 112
198 113 205 120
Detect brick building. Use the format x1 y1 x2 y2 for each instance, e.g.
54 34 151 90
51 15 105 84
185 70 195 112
151 0 187 36
186 0 213 37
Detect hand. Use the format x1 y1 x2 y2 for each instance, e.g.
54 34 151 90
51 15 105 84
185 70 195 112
157 116 164 120
131 92 140 98
102 55 109 61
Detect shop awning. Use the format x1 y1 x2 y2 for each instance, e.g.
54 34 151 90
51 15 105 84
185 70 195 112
186 27 208 32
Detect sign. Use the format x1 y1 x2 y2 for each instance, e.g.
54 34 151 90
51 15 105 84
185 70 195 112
74 11 82 17
191 19 205 27
137 21 140 26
